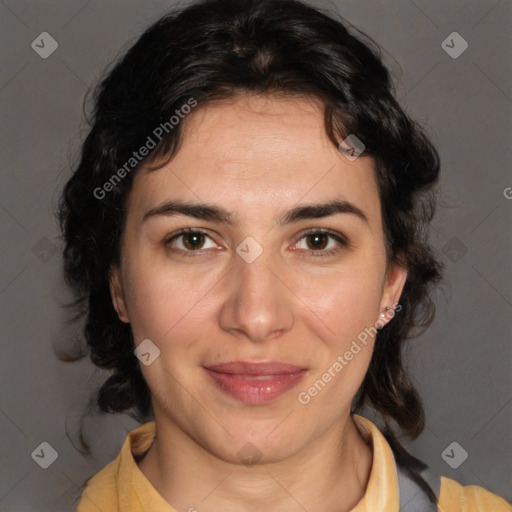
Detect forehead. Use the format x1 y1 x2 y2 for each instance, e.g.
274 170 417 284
128 95 381 227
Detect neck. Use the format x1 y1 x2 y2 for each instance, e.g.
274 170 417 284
136 413 373 512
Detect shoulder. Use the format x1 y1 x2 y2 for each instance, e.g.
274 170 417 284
76 460 119 512
75 420 155 511
438 475 512 512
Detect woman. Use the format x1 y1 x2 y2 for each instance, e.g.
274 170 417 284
57 0 511 510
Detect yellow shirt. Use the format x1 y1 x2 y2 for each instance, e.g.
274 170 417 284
77 414 511 511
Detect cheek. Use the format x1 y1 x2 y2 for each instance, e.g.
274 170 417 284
296 275 380 410
122 253 221 344
295 261 384 345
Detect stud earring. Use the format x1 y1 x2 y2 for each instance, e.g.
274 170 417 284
379 306 392 318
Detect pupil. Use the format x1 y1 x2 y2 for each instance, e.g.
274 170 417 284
185 233 203 249
309 234 327 250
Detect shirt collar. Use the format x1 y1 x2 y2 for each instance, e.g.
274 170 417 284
116 413 400 511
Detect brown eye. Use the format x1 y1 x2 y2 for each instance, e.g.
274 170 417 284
305 233 329 250
295 229 348 258
182 232 206 250
166 229 217 254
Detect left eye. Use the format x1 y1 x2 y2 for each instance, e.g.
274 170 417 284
294 230 348 256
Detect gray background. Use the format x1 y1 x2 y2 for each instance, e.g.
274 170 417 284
0 0 511 510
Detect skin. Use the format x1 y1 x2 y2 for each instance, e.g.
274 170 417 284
109 94 408 512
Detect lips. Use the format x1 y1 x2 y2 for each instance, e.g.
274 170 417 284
205 361 306 375
203 361 307 404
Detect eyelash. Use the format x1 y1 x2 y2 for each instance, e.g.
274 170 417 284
164 228 349 258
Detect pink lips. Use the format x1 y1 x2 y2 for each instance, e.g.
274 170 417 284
203 361 307 404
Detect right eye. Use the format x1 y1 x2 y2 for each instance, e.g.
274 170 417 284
165 228 218 256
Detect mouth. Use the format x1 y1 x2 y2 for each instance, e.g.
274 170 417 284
203 361 308 405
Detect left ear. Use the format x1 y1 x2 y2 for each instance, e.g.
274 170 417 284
377 259 408 328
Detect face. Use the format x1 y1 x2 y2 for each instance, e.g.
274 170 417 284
109 94 407 464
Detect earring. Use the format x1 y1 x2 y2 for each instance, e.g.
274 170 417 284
379 306 392 318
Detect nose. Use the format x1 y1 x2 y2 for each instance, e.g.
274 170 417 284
218 246 295 343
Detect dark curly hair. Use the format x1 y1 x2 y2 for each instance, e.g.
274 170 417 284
56 0 444 503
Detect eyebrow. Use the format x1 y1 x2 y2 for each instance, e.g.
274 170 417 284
142 199 369 226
